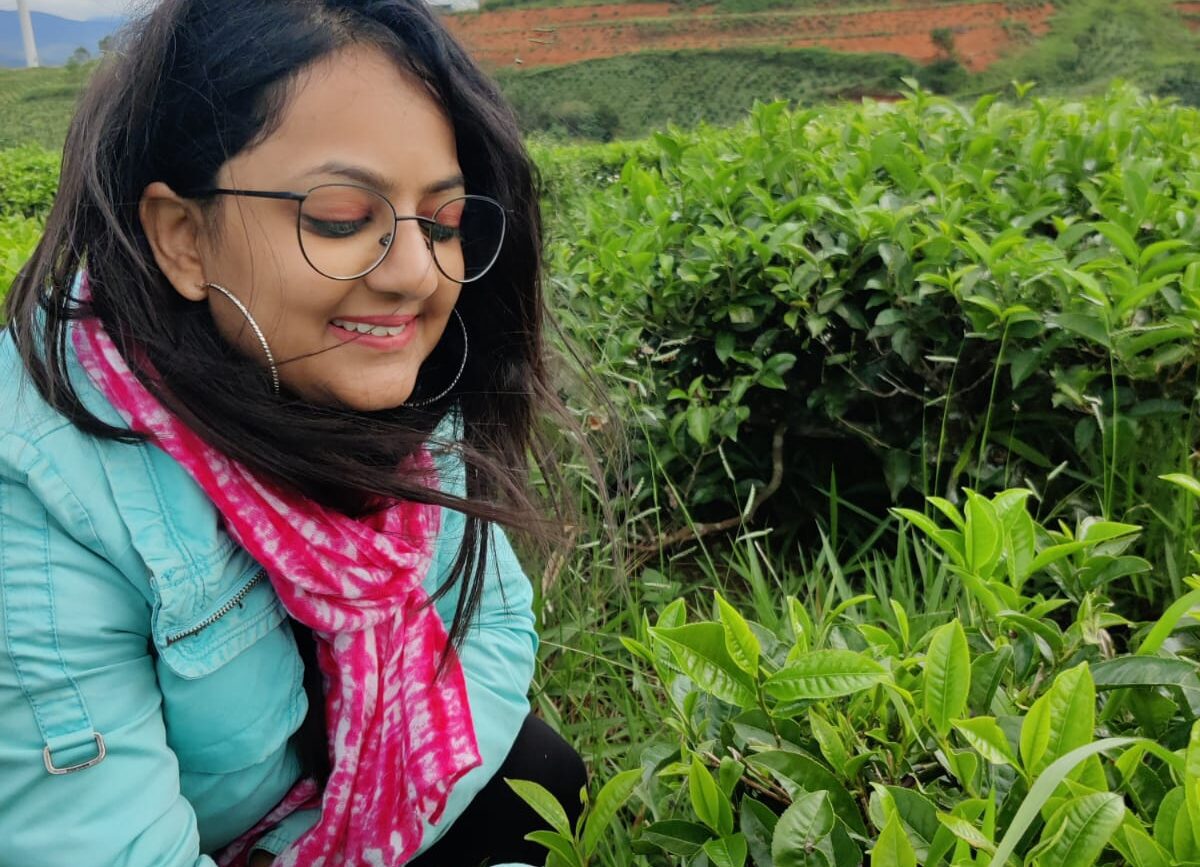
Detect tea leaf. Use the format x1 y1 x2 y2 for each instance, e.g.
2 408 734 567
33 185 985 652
652 623 757 706
964 491 1002 577
1021 663 1096 777
772 790 835 867
968 646 1013 715
1160 472 1200 500
524 830 582 867
989 737 1140 867
765 650 889 701
871 811 917 867
924 620 971 737
936 812 994 853
581 768 641 856
703 832 749 867
715 590 760 677
747 750 866 835
808 709 850 774
639 820 712 857
690 755 731 836
740 798 779 866
506 778 573 838
953 717 1020 769
1114 823 1172 867
1030 791 1124 867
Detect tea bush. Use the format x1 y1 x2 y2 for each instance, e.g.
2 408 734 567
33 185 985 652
0 146 60 219
0 146 60 304
550 83 1200 603
517 486 1200 867
0 216 42 304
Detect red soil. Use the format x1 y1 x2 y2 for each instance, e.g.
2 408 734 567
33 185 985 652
1177 0 1200 29
443 1 1055 72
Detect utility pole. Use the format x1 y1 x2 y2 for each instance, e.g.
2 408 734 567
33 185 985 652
17 0 40 68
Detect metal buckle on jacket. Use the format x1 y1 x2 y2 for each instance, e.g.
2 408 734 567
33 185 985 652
43 732 106 774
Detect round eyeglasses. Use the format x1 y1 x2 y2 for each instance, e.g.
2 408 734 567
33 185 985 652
189 183 506 284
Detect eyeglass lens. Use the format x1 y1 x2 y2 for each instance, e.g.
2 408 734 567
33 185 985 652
297 185 504 283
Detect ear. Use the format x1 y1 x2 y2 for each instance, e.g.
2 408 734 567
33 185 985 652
139 181 211 302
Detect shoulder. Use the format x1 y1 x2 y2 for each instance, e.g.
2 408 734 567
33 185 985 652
0 328 234 587
0 328 79 446
0 329 122 559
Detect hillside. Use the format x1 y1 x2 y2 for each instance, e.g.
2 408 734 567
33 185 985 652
3 0 1200 144
446 0 1054 72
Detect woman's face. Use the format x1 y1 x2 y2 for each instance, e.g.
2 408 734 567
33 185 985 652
154 46 467 410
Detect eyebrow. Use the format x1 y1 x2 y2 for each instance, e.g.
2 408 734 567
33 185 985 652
302 160 465 196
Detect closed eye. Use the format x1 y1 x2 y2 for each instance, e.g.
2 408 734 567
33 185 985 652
426 222 462 244
302 215 372 238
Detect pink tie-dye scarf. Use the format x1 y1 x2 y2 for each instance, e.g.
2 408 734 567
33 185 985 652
72 280 481 867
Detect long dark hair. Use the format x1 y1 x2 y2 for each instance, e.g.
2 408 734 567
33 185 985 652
6 0 570 773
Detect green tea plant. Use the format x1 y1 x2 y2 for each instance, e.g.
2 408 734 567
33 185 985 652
0 146 59 303
0 146 60 219
0 215 43 304
549 82 1200 605
513 488 1200 866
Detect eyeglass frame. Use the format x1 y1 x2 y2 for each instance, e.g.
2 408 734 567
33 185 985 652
185 183 507 284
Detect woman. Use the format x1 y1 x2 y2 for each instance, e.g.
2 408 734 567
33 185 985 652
0 1 586 865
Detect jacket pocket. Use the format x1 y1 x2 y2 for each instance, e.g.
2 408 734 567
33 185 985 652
153 548 306 775
151 547 287 680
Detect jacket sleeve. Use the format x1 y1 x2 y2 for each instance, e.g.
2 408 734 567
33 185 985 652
0 454 217 867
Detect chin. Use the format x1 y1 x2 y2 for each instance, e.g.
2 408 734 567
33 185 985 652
316 379 415 413
341 392 414 413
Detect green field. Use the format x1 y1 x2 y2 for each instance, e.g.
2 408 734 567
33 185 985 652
496 47 922 140
0 65 89 150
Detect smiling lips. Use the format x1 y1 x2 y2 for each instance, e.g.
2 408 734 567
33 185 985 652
329 315 418 349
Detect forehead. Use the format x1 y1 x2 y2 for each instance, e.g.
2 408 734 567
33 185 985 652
221 45 459 195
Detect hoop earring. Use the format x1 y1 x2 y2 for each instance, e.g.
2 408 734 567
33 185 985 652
200 282 280 396
403 309 468 408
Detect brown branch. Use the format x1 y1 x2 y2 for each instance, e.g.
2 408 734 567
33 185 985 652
637 423 786 552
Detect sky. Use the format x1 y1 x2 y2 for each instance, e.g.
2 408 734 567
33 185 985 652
0 0 135 20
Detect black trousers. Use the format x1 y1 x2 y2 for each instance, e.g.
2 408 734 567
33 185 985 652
406 713 588 867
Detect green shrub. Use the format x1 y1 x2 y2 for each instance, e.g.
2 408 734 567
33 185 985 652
916 59 969 95
0 146 60 218
0 215 43 307
550 84 1200 604
517 486 1200 866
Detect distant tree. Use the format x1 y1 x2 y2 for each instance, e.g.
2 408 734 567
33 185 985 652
99 35 116 55
66 46 91 69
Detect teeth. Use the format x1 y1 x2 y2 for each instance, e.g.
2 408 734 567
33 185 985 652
332 319 407 337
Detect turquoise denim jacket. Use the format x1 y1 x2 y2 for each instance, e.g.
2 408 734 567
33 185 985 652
0 328 538 866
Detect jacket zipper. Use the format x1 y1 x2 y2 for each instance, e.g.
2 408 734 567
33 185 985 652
164 568 267 646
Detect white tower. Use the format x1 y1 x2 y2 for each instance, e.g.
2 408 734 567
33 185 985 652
17 0 40 68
